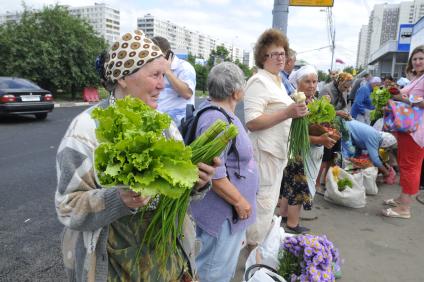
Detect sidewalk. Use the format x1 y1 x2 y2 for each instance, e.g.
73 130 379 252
233 183 424 282
53 100 95 108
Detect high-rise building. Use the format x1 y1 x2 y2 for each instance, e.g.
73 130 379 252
68 3 120 44
363 0 424 67
0 11 23 24
362 0 424 78
0 3 120 45
137 14 244 62
356 25 369 69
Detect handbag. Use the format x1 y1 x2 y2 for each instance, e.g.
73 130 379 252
383 99 423 133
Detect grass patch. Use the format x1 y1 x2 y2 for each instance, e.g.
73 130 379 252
196 90 208 97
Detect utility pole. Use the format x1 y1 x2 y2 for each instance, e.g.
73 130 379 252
326 7 336 71
272 0 289 35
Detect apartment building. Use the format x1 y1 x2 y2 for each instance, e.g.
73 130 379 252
356 25 369 68
68 3 120 44
0 3 120 45
359 0 424 78
137 14 244 62
0 11 23 24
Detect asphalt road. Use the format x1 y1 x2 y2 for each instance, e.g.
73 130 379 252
0 97 240 281
0 107 89 281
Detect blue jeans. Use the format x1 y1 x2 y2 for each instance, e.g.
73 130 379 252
195 220 246 282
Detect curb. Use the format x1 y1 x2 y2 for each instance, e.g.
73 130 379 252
54 101 93 108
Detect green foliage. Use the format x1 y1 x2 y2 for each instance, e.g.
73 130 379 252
92 96 198 198
370 87 391 122
235 59 253 78
187 53 196 67
342 66 355 75
337 178 353 192
307 97 336 124
318 70 329 82
194 64 208 92
0 5 107 98
207 44 230 68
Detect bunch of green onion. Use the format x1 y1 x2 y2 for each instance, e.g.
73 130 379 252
141 119 238 273
288 91 310 170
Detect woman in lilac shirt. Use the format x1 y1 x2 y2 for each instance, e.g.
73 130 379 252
190 62 259 282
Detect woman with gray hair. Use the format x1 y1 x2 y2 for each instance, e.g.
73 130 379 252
190 62 259 282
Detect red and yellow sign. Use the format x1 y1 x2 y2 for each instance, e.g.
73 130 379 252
289 0 334 7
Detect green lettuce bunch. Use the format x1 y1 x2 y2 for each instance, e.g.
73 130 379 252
370 87 391 122
306 97 336 124
92 96 198 199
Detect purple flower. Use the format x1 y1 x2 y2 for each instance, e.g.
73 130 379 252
279 234 341 282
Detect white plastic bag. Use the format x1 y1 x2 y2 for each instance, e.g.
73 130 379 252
245 216 281 271
244 216 289 282
362 167 379 195
324 167 366 208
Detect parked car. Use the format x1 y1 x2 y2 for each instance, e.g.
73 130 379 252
0 77 54 120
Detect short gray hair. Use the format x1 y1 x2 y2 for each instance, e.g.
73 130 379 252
207 62 245 100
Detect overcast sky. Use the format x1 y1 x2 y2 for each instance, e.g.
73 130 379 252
2 0 400 71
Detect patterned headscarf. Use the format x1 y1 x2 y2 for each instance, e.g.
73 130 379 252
335 72 353 84
103 30 163 83
380 132 397 148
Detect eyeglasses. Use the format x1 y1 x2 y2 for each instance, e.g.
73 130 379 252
266 52 286 59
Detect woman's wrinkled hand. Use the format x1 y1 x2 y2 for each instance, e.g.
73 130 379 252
336 110 352 120
194 157 221 190
119 189 151 209
286 102 308 119
320 133 337 149
234 196 252 220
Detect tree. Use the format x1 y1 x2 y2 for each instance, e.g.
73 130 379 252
187 53 196 67
194 64 208 93
342 66 355 75
0 5 108 98
207 45 231 68
317 70 329 82
234 59 252 78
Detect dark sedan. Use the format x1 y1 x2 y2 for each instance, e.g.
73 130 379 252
0 77 54 120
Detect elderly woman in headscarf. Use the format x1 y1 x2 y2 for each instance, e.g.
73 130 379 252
316 72 353 192
243 29 308 247
278 65 337 234
54 30 218 282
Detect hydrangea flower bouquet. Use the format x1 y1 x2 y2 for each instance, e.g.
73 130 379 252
278 235 341 282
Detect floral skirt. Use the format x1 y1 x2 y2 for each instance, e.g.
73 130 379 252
281 159 313 210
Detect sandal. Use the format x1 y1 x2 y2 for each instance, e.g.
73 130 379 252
381 208 411 219
383 198 399 207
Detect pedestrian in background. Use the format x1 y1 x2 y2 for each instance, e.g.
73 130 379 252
382 45 424 219
316 72 353 192
281 48 297 96
190 62 259 282
243 28 308 247
351 76 381 124
152 36 196 126
55 30 217 281
348 72 371 105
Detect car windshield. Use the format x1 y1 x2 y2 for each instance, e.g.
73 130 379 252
0 78 42 90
